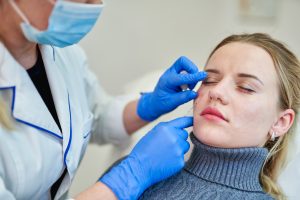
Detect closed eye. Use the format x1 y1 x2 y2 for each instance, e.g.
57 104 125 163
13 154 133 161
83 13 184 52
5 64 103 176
238 86 255 93
202 81 217 85
202 77 219 85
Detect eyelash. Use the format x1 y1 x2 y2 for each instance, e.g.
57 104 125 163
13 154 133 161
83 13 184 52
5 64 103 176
202 81 256 94
238 86 255 93
202 81 216 85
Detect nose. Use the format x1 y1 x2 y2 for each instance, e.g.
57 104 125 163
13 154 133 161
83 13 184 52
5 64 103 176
208 84 229 105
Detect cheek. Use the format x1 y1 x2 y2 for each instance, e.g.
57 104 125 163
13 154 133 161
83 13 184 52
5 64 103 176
195 86 208 106
232 97 275 144
193 86 208 114
236 98 272 128
196 86 206 97
235 105 260 128
24 1 54 30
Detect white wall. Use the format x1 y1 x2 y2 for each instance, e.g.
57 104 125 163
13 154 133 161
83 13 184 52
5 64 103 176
69 0 300 196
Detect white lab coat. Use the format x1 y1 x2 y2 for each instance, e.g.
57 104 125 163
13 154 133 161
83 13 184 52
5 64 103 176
0 42 130 200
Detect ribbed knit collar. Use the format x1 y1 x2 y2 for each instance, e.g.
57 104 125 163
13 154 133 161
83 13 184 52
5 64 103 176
185 133 268 192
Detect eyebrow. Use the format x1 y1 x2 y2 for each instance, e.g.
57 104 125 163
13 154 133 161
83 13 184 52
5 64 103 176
205 69 264 85
205 69 220 74
237 73 264 85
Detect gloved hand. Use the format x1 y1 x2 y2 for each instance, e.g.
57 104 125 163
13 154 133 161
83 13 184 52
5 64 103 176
100 116 192 200
137 56 207 121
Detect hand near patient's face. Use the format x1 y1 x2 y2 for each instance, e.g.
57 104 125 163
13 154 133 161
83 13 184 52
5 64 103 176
193 42 282 148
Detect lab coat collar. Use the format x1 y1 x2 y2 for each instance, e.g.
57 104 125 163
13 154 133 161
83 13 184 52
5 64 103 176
39 45 73 167
0 42 64 139
40 45 72 139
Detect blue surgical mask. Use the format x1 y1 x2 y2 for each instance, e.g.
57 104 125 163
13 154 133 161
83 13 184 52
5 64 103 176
9 0 103 48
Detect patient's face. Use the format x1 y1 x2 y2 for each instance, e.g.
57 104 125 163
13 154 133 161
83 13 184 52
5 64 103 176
193 42 280 148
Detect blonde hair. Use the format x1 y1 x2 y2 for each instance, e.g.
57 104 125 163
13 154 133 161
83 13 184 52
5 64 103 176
207 33 300 199
0 96 13 130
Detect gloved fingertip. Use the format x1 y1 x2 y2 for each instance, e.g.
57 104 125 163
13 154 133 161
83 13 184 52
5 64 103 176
198 71 208 79
168 116 193 128
173 56 198 73
181 116 194 126
184 141 191 154
189 91 198 99
178 55 188 61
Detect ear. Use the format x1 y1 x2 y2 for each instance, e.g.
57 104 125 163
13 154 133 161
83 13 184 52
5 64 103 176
270 109 295 138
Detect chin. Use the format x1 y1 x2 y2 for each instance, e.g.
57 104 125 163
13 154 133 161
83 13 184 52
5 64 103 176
194 126 230 148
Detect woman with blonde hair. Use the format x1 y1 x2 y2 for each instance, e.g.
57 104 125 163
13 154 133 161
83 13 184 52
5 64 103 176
138 33 300 200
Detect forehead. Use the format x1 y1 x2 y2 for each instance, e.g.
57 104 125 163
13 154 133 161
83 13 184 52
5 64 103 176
206 42 278 83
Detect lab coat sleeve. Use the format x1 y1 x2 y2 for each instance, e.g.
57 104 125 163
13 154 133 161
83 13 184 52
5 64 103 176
0 178 16 200
76 46 132 145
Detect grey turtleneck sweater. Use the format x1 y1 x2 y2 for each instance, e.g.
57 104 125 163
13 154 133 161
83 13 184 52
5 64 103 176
139 134 274 200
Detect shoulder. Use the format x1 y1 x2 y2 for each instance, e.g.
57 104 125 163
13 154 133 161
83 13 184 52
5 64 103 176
50 44 88 72
249 192 274 200
49 44 90 78
214 187 274 200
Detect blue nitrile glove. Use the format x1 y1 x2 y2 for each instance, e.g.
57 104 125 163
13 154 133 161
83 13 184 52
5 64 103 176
100 116 192 200
137 56 207 121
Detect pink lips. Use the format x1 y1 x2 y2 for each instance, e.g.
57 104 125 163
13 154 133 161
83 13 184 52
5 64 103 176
200 107 228 122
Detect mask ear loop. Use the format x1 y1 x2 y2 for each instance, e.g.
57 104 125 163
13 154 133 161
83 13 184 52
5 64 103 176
8 0 30 24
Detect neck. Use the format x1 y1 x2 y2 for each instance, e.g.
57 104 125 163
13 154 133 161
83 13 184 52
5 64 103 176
185 133 268 192
0 1 37 70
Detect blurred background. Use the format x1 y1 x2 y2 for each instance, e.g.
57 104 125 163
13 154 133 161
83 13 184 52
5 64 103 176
70 0 300 196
